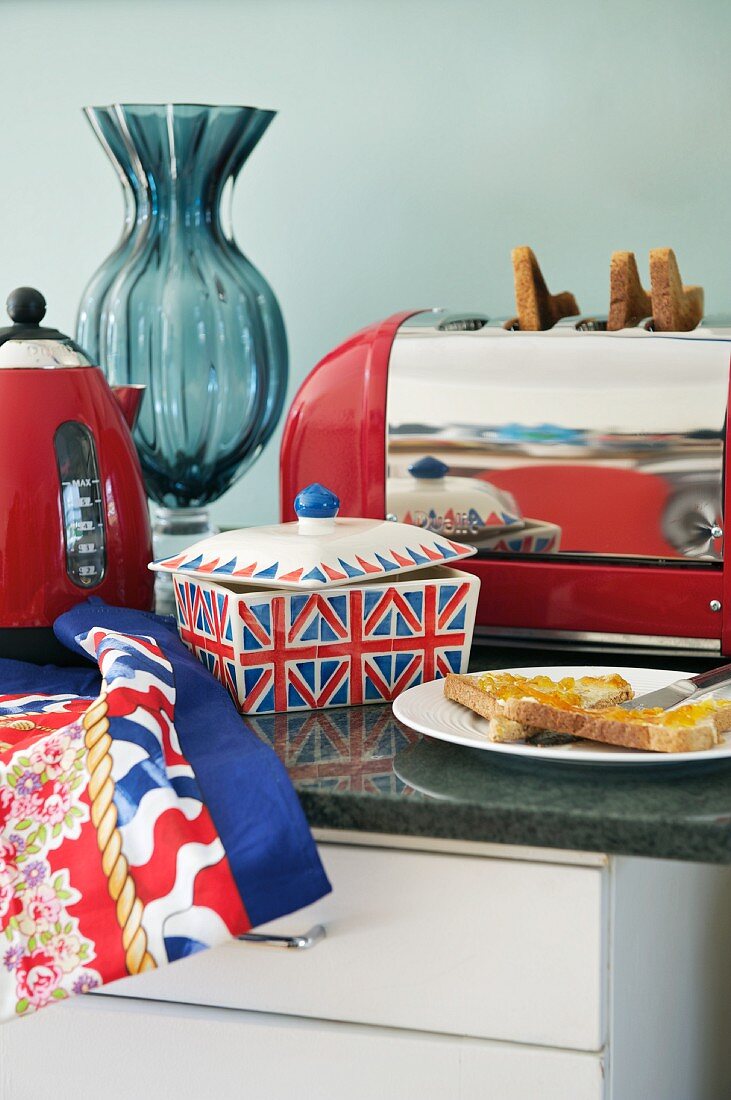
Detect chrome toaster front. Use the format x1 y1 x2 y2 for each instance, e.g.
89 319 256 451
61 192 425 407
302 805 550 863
386 310 729 566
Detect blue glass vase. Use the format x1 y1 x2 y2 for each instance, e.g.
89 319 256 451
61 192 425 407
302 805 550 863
76 103 288 551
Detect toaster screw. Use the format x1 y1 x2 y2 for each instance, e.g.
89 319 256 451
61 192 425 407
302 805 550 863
711 525 724 539
710 599 722 612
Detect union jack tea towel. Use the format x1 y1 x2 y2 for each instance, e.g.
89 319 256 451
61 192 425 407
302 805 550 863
0 601 329 1022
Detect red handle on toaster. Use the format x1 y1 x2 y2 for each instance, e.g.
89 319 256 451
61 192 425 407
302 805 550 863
280 311 419 520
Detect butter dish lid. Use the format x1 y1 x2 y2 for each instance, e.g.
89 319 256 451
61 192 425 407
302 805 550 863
150 483 477 590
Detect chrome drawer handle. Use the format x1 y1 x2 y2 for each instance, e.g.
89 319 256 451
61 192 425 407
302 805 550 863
237 923 326 950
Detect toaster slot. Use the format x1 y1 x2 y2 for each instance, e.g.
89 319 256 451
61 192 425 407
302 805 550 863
493 315 610 332
552 315 608 331
437 315 489 332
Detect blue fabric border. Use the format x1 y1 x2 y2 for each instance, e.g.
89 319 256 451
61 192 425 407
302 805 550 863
0 598 331 928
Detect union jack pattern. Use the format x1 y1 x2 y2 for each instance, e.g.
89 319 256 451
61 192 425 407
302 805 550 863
247 705 419 795
76 629 249 965
174 575 476 714
175 581 238 699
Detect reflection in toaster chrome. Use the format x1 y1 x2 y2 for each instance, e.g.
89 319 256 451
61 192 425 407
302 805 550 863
386 313 729 562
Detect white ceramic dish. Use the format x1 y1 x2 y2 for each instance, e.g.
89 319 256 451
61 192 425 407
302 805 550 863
150 484 481 715
392 665 731 766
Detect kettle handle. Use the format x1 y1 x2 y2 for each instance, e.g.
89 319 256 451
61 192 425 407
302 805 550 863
112 385 145 431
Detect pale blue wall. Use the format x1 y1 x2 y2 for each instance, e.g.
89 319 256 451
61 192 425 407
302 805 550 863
1 0 730 524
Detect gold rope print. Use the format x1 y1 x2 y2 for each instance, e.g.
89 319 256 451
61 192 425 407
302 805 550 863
82 692 157 974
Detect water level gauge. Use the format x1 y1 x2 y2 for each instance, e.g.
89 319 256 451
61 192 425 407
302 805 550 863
54 421 106 588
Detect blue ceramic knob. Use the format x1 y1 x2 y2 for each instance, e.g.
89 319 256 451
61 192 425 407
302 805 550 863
408 456 449 480
294 483 340 519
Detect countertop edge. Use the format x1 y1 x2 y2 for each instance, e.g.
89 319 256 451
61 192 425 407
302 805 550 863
296 788 731 864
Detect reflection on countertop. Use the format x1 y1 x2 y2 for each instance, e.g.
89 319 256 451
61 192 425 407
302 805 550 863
239 644 731 863
245 704 421 798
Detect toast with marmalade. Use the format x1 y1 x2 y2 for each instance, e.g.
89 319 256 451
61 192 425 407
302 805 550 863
443 672 731 753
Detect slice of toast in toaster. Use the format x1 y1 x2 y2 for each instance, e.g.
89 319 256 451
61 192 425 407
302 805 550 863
443 672 731 753
511 246 579 331
608 251 653 330
649 248 704 332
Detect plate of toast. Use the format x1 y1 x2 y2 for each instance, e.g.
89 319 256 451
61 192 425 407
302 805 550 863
392 666 731 765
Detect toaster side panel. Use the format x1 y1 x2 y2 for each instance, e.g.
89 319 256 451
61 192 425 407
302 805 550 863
280 312 418 521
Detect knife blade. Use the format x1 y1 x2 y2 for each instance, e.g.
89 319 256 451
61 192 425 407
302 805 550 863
618 661 731 712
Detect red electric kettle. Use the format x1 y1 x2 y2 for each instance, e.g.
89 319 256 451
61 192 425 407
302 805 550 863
0 287 153 662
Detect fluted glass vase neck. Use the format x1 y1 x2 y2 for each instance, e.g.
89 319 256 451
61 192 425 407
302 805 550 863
85 103 276 227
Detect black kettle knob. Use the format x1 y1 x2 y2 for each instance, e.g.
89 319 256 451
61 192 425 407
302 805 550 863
7 287 46 326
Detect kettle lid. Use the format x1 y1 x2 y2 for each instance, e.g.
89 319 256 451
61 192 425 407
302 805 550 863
0 287 94 368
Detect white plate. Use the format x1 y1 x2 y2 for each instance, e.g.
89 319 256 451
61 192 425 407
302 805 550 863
392 665 731 766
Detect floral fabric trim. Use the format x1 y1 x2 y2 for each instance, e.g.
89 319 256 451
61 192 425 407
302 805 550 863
1 711 101 1017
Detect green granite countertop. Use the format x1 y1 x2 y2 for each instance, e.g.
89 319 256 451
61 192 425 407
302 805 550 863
246 644 731 864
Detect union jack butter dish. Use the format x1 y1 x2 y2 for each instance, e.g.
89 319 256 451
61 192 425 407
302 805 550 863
150 484 480 714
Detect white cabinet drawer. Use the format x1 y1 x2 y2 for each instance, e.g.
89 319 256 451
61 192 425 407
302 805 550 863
103 843 607 1050
1 996 606 1100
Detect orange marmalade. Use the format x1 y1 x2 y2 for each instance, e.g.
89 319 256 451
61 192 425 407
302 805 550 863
475 672 631 713
474 672 731 726
598 700 731 727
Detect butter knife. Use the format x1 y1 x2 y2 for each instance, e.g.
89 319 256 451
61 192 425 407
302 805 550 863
618 662 731 712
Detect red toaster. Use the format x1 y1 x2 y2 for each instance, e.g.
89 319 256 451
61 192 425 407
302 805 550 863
281 309 731 657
